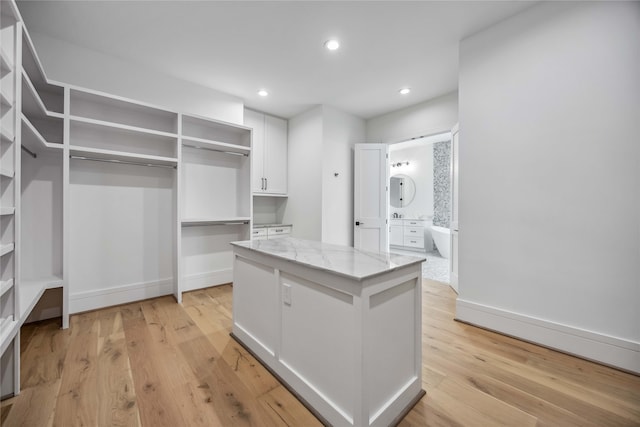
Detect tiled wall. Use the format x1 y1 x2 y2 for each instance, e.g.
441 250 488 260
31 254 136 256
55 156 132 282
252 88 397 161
433 141 451 227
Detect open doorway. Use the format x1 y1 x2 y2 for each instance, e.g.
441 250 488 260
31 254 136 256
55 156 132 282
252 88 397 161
388 131 452 284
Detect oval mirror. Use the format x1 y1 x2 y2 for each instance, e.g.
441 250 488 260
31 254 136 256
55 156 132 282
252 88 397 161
390 174 416 208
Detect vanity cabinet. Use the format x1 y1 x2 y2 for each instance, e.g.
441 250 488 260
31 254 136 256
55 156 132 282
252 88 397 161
390 222 403 246
244 109 287 195
390 219 428 251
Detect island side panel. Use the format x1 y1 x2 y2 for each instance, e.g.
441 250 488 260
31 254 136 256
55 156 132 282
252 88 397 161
364 269 423 426
279 272 357 424
232 255 279 357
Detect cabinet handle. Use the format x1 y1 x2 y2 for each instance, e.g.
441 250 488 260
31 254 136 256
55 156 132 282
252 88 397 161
265 178 268 190
261 177 265 190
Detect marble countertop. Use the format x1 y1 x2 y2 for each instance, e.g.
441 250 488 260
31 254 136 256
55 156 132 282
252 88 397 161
252 223 293 229
231 237 425 281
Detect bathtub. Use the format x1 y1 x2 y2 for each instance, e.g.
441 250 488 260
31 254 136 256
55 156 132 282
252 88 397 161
431 225 450 259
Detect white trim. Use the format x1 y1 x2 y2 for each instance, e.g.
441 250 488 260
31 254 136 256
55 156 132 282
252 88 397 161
182 269 233 293
69 278 174 313
456 299 640 374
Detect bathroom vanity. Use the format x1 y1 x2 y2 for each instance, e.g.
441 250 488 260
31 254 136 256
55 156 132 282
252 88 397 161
390 218 432 251
230 237 425 427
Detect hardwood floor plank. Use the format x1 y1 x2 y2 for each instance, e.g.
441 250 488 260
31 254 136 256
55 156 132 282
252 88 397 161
96 320 140 427
52 312 99 427
177 334 272 426
121 305 185 427
2 379 61 427
435 377 537 426
20 319 71 388
4 280 639 427
257 385 323 427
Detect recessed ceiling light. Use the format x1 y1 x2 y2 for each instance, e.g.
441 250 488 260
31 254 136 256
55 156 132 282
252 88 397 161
257 89 269 97
399 88 411 95
324 39 340 51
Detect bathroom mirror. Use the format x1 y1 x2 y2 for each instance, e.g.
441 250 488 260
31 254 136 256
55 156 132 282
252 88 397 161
390 174 416 208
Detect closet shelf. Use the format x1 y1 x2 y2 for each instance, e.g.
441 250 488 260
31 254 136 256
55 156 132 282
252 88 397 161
182 136 251 156
0 243 15 257
0 316 18 355
21 69 63 120
0 47 12 74
21 115 63 153
69 145 178 167
20 275 63 320
0 207 15 215
21 25 50 87
69 115 178 139
0 168 14 178
0 278 14 298
0 125 14 142
0 85 12 108
181 217 251 227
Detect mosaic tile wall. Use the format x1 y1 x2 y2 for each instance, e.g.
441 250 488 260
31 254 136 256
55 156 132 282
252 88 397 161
433 141 451 228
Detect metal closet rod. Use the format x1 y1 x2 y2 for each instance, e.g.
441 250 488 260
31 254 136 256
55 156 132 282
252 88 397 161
21 145 37 159
183 143 248 157
183 221 250 227
70 155 177 169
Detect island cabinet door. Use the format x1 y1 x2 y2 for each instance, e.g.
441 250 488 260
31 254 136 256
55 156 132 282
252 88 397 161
278 273 357 425
232 256 278 355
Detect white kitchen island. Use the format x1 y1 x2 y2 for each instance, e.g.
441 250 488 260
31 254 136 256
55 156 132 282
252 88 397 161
231 237 426 427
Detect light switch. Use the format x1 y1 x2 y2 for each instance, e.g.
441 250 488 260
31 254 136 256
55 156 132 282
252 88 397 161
283 283 292 306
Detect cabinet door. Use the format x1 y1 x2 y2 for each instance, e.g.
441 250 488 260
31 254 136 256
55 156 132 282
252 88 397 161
264 115 287 194
244 109 265 193
390 225 403 246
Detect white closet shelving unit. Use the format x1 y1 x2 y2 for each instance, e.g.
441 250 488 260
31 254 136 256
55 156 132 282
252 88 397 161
1 0 21 399
1 0 253 399
67 87 179 314
19 23 64 334
179 114 252 299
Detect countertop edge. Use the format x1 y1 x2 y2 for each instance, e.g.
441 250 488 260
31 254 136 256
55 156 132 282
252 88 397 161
231 240 425 282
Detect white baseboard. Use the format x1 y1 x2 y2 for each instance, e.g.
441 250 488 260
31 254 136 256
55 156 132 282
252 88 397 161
456 299 640 374
70 278 174 314
183 269 233 292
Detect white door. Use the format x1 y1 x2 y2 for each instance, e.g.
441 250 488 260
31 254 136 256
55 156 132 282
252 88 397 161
244 109 265 193
354 144 389 252
264 115 287 194
450 124 459 293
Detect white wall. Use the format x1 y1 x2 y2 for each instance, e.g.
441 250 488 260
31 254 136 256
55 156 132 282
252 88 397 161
366 91 458 144
30 32 243 124
457 1 640 373
284 106 365 245
283 107 323 240
68 161 174 312
322 106 366 246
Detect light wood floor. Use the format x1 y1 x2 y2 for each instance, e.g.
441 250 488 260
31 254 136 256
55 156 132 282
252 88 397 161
2 280 639 426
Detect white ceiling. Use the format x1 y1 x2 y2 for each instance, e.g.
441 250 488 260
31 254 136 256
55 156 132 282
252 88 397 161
17 1 535 120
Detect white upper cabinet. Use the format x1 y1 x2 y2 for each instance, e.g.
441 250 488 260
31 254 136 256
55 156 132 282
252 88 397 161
245 109 287 195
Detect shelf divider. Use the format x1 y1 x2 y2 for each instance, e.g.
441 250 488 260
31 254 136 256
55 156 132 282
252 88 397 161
69 115 178 139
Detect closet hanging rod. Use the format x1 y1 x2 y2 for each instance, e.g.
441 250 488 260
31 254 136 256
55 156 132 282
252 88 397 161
182 143 248 157
69 155 177 169
21 145 37 159
182 221 250 227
